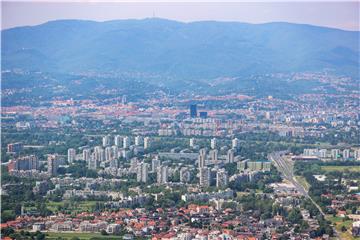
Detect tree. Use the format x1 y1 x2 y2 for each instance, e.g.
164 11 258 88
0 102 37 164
36 232 46 240
287 208 303 224
1 227 15 236
341 226 347 232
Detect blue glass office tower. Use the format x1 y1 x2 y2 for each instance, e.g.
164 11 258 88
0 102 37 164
190 104 197 118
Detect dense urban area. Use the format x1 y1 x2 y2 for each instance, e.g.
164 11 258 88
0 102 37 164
1 82 360 240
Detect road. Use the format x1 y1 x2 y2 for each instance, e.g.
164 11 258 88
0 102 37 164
268 151 339 239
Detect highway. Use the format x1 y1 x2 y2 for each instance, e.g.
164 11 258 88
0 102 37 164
268 151 339 239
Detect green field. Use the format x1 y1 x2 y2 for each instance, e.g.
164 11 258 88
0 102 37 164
321 166 360 172
45 232 123 240
327 216 360 240
295 176 310 191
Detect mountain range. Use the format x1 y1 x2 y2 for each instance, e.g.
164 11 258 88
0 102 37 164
2 18 359 80
1 18 359 105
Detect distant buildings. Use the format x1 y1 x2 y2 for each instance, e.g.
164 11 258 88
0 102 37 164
211 138 217 149
190 104 197 118
121 95 127 105
237 160 271 172
189 138 195 148
83 149 91 162
114 135 122 147
7 142 23 154
151 158 161 172
199 111 208 119
105 147 113 161
102 135 111 147
209 149 218 161
232 138 239 149
226 149 235 163
109 158 118 169
355 149 360 161
199 167 211 187
157 165 169 184
180 167 191 183
343 149 350 160
216 169 228 188
331 149 340 160
112 145 119 159
67 148 76 164
8 155 39 171
135 136 143 146
144 137 150 149
88 154 98 170
303 148 359 160
48 154 60 176
123 136 130 149
137 162 149 183
198 149 206 168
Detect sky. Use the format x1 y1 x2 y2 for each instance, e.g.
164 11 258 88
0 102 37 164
1 1 359 31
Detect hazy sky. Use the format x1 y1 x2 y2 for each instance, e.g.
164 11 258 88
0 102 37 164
2 1 359 31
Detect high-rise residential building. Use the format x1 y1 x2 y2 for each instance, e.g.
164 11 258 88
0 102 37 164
112 146 119 159
180 167 191 183
331 149 340 160
151 158 161 172
199 148 207 156
7 142 23 153
226 149 235 163
232 138 239 149
121 95 127 105
135 136 143 146
105 147 113 161
304 149 319 157
354 149 360 161
88 154 98 170
137 162 149 183
247 161 263 171
48 154 59 176
199 167 211 187
102 135 111 147
157 165 168 184
144 137 150 149
210 149 218 161
343 149 350 160
122 150 131 160
83 149 91 162
123 136 130 149
189 138 195 148
265 111 271 120
67 148 76 164
8 155 39 171
114 135 122 147
130 158 138 173
211 138 217 149
216 169 228 188
190 104 197 118
94 146 105 162
263 161 271 171
198 154 206 169
237 160 247 171
319 149 327 158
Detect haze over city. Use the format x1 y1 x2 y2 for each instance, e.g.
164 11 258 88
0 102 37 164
1 1 360 240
